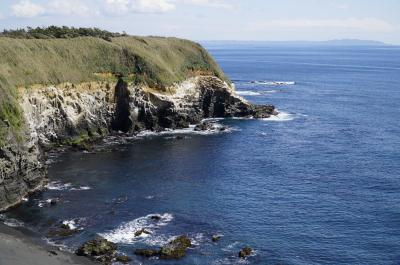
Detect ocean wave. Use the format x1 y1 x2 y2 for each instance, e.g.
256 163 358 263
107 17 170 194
252 81 295 86
46 181 91 191
263 111 295 122
38 198 59 208
137 122 234 138
99 213 173 244
236 91 261 96
265 89 278 93
0 214 25 228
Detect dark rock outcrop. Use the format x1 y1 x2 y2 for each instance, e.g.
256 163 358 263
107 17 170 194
239 246 253 258
134 235 192 260
0 133 46 212
76 238 117 262
160 235 192 259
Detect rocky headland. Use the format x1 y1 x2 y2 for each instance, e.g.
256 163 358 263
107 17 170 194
0 28 274 264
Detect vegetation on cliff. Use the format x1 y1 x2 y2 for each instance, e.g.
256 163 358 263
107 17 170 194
0 27 229 147
0 26 127 40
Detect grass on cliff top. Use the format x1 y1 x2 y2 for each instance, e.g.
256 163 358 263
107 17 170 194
0 36 229 147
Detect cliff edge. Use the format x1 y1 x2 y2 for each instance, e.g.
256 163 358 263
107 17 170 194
0 35 275 211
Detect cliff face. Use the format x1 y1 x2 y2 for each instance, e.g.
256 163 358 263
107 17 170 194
0 75 274 211
0 36 275 211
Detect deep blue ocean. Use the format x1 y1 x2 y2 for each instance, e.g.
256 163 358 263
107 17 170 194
4 43 400 264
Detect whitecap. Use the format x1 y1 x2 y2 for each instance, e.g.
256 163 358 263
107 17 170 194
99 213 173 244
137 122 233 138
70 186 91 191
46 181 91 191
263 111 294 122
0 214 24 228
254 81 295 86
265 90 278 93
236 91 261 96
46 181 72 190
62 220 77 230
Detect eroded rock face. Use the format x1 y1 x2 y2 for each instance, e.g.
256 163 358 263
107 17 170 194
0 130 46 211
0 76 275 211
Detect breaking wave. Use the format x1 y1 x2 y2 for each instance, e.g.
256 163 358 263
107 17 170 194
46 181 91 191
99 213 173 245
252 81 295 86
236 91 261 96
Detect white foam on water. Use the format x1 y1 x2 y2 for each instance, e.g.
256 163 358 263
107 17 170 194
253 81 295 86
99 213 173 244
62 220 77 230
46 181 91 191
0 214 25 228
191 233 205 246
263 111 294 122
70 186 91 191
137 122 233 138
265 90 278 93
236 91 261 96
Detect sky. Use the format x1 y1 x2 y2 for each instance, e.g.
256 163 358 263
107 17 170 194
0 0 399 44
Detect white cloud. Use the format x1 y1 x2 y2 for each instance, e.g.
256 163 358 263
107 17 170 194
132 0 175 13
181 0 233 9
250 18 395 32
104 0 175 14
11 0 45 18
48 0 91 16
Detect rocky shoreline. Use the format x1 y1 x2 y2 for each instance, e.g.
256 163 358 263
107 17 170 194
0 223 96 265
1 75 275 212
0 75 274 264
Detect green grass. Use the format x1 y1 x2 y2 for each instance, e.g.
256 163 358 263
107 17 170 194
0 36 229 147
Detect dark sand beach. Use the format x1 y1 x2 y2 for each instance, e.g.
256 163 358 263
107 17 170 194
0 223 94 265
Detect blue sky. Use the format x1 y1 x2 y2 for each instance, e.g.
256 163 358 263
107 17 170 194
1 0 399 44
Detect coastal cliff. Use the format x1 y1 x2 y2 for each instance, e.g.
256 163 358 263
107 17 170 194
0 35 275 211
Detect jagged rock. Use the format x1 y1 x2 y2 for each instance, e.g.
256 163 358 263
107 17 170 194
239 247 253 258
115 255 132 263
194 122 213 131
160 235 192 259
134 228 151 237
76 238 117 258
134 235 192 260
150 215 161 221
252 105 276 119
212 235 222 242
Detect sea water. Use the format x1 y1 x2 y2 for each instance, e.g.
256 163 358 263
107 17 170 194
6 43 400 264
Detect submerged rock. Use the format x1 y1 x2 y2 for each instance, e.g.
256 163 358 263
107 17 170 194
115 255 132 263
239 246 253 258
76 238 117 259
134 248 160 257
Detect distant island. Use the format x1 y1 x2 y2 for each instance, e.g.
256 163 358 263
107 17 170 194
202 39 388 46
